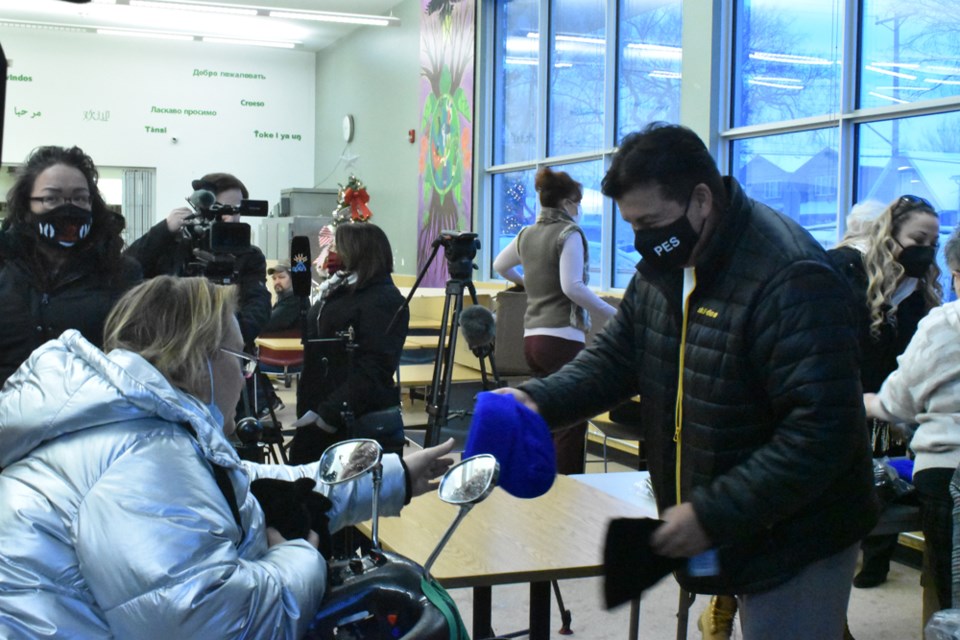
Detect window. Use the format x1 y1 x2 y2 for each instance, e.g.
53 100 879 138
548 0 607 156
493 0 540 165
732 0 842 128
730 129 839 247
728 0 960 295
484 0 682 289
860 0 960 109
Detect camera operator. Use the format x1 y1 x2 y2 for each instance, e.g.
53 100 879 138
125 173 270 345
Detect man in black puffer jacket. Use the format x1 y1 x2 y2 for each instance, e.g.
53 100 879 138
500 123 878 640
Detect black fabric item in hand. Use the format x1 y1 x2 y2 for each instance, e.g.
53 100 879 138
249 477 334 557
603 517 684 608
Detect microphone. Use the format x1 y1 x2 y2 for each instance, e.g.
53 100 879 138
459 305 495 357
290 235 313 298
188 189 216 210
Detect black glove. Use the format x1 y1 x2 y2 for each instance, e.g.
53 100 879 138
603 517 684 608
250 477 334 556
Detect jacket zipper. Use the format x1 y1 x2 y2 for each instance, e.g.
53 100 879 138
674 268 697 505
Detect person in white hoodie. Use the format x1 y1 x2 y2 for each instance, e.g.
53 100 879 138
0 275 454 640
865 229 960 617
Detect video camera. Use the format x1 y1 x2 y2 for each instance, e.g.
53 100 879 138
181 184 268 284
436 230 479 280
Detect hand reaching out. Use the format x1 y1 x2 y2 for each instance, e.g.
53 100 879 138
404 438 456 497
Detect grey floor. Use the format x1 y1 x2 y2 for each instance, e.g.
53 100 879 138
264 380 924 640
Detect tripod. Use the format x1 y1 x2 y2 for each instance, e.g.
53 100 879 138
423 276 501 447
391 233 501 449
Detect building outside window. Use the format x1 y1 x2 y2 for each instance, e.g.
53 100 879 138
728 0 960 296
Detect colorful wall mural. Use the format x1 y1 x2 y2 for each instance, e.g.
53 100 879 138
416 0 475 286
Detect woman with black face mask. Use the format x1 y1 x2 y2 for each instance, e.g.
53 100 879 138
828 195 941 589
0 145 142 386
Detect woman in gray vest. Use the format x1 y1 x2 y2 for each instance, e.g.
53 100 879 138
494 167 617 473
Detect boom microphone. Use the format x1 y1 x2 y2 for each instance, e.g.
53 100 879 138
459 305 495 357
188 189 216 210
290 235 313 298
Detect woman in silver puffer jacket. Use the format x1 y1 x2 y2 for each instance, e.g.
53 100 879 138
0 276 453 639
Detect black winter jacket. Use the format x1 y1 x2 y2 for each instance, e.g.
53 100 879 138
125 220 270 344
826 245 929 393
261 290 301 334
297 275 409 429
521 178 879 594
0 231 142 386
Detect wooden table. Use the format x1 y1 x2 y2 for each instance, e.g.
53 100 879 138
408 315 445 331
396 362 482 387
358 473 653 640
256 335 441 352
255 336 303 351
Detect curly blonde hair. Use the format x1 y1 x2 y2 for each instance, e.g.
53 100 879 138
103 276 237 402
855 197 941 339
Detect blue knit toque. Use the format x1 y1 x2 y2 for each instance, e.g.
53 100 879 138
463 392 556 499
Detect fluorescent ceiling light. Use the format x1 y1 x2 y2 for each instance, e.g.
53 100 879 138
98 28 193 40
0 20 87 33
870 62 920 69
129 0 258 17
749 51 832 66
925 78 960 86
505 57 537 66
865 65 917 80
748 78 804 90
648 70 681 79
204 36 296 48
626 42 681 54
269 11 396 27
526 32 605 46
924 65 960 75
876 85 928 91
868 91 908 104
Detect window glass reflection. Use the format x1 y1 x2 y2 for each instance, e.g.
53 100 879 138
733 0 841 127
730 129 840 247
491 161 606 283
860 1 960 109
494 0 540 164
491 170 538 275
557 160 605 281
612 211 641 290
616 0 682 140
548 0 606 156
856 112 960 295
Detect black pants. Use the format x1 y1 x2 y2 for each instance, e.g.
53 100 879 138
915 467 954 611
523 335 585 475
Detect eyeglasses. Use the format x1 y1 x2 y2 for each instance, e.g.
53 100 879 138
892 194 934 217
219 346 259 378
29 194 93 209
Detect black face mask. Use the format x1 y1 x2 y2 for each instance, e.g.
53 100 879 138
896 244 936 278
633 202 699 271
26 203 93 248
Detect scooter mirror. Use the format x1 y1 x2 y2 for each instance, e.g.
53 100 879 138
438 454 499 505
318 438 383 485
423 455 500 576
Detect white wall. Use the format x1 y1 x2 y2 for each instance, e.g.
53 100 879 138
313 0 422 274
2 29 316 232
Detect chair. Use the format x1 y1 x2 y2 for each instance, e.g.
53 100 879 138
257 328 304 388
586 399 645 472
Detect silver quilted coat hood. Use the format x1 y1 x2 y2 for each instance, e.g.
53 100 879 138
0 330 405 639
